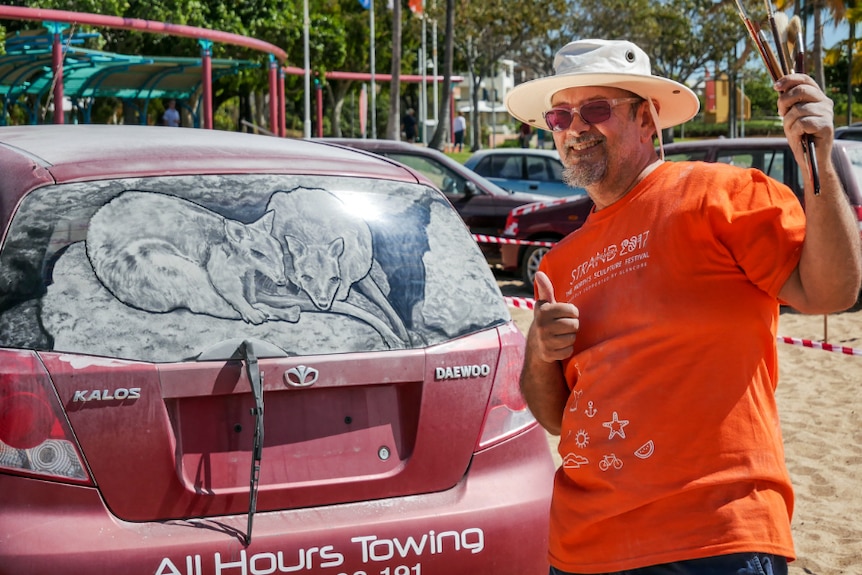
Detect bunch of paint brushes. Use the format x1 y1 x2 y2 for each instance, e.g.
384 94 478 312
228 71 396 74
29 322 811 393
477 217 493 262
734 0 820 194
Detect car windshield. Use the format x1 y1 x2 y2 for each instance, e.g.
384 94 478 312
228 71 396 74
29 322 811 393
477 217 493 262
0 174 509 362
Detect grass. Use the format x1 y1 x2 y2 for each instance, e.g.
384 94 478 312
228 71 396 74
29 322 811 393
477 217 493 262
445 150 473 164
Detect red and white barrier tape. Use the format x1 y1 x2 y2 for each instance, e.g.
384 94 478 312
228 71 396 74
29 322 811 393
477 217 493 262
776 336 862 357
509 196 580 217
504 297 862 357
504 296 537 310
473 234 556 247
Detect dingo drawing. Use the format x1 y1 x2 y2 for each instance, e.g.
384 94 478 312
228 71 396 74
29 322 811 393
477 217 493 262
265 187 410 344
85 191 299 324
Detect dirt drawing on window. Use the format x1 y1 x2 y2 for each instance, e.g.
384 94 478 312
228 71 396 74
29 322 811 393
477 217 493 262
85 191 300 325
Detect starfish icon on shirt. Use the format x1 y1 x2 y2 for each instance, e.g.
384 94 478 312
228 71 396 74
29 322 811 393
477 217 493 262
602 411 629 440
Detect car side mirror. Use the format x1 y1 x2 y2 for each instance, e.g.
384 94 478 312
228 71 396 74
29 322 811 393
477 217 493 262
464 181 478 197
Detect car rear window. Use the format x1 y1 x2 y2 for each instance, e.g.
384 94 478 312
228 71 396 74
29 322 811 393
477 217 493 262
0 175 509 363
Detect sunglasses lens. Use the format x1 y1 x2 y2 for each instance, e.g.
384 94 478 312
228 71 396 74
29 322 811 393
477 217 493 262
580 101 612 124
544 109 572 132
544 100 615 131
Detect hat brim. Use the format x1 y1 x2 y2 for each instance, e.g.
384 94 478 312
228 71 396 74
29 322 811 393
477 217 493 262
505 73 700 131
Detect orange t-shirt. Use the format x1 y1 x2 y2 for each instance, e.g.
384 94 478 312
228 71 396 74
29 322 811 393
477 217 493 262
538 160 806 573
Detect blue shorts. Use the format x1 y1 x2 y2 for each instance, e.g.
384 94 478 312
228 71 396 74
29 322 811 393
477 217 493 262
549 552 788 575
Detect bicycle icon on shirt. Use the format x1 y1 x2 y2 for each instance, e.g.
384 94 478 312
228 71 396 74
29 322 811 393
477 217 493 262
599 453 623 471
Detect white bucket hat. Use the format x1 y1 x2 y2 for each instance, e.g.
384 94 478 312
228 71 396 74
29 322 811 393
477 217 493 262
505 39 700 132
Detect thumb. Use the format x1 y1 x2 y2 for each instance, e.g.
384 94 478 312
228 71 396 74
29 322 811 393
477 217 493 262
534 271 556 305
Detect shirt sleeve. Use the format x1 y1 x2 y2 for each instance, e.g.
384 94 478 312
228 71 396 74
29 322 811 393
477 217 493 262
708 167 806 298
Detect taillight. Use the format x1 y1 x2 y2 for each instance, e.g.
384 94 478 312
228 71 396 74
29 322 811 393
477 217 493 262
0 350 90 483
503 212 519 237
477 323 537 450
855 205 862 235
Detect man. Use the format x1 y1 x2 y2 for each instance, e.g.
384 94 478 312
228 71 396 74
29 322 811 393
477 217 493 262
162 99 180 127
454 113 467 152
402 108 417 143
505 39 861 575
519 121 533 147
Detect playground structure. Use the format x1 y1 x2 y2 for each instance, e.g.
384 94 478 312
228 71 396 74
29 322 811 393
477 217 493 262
0 5 462 139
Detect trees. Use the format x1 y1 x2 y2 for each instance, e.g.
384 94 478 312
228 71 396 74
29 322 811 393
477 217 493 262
454 0 567 151
4 0 857 131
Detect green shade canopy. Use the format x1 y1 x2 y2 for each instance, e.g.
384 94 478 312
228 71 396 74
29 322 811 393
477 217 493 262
1 29 260 120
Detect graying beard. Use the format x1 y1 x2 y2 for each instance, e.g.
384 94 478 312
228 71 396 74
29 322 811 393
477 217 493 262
562 163 605 188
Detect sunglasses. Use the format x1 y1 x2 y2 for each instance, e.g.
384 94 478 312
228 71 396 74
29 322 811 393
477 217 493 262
543 97 643 132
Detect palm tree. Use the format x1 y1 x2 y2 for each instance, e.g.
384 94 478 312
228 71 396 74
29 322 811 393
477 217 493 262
387 0 403 139
776 0 848 89
428 0 455 150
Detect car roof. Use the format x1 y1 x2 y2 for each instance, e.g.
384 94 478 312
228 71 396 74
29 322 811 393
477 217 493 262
0 125 422 183
317 137 547 200
0 125 426 225
663 137 792 151
318 137 427 154
469 148 562 158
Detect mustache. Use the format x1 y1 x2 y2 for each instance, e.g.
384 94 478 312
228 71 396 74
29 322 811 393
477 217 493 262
562 134 605 149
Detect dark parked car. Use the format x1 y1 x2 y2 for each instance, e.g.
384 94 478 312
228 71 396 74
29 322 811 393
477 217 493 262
320 138 549 263
502 137 862 285
0 125 555 574
463 148 586 198
835 123 862 141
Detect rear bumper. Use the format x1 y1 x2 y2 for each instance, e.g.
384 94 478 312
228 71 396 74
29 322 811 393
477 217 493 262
0 425 554 575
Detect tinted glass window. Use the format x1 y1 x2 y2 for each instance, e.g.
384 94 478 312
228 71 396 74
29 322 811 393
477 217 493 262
0 175 508 362
526 157 551 181
471 156 493 177
716 148 790 188
386 153 469 197
837 129 862 141
665 151 709 162
495 155 523 180
548 158 564 181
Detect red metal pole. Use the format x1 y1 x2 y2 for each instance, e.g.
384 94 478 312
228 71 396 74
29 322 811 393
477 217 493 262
268 56 277 134
278 67 286 137
316 81 323 138
199 39 213 129
51 26 65 124
0 6 287 62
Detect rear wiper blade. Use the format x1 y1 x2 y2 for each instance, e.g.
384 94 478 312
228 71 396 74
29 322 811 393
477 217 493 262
237 340 263 546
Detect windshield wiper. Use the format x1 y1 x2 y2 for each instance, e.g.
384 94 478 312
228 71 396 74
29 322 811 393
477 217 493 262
237 340 263 546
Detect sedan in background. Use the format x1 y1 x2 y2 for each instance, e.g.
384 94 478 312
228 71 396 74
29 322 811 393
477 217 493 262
502 137 862 287
463 148 585 198
321 138 549 264
0 125 555 574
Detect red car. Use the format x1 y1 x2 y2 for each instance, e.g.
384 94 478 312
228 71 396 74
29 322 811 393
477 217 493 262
0 125 554 574
502 137 862 286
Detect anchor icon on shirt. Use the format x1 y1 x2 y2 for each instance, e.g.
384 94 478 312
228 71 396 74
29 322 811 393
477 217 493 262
584 401 597 418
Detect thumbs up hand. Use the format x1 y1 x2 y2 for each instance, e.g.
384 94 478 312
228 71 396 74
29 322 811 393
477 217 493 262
529 271 580 362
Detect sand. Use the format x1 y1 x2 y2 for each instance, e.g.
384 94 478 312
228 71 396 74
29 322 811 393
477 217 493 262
500 276 862 575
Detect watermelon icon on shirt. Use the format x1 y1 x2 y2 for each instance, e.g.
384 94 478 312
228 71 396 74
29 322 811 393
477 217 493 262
634 440 655 459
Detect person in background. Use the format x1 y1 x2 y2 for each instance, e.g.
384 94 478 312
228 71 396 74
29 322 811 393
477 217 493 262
162 99 180 127
505 38 862 575
402 108 417 143
518 121 532 148
454 113 467 152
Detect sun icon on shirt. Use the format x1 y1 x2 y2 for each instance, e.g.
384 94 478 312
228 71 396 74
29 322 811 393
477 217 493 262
574 429 590 449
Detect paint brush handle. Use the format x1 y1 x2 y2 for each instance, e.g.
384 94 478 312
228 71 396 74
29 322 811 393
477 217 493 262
793 35 821 195
754 29 782 81
768 17 790 75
